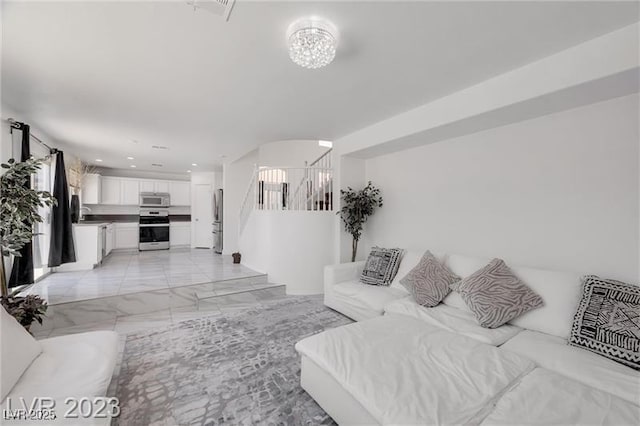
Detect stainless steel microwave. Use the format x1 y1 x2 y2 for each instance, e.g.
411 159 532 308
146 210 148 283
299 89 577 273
139 192 170 207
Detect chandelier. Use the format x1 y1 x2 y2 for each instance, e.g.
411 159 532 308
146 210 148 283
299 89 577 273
287 18 338 69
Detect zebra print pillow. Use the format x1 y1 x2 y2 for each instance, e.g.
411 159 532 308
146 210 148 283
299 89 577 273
400 251 460 307
450 258 544 328
569 276 639 370
360 247 404 286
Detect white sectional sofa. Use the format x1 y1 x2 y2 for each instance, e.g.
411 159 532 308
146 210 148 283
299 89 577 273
1 307 118 425
303 250 640 425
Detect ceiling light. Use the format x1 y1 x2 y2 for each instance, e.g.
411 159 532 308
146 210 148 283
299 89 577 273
127 156 134 160
287 17 338 69
130 165 136 168
191 163 198 166
187 170 192 173
95 159 103 162
318 140 333 148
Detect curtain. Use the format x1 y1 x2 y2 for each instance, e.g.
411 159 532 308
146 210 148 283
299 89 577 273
8 124 34 287
48 151 76 267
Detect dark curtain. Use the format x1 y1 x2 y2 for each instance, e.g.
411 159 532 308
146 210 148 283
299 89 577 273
8 124 34 287
48 151 76 267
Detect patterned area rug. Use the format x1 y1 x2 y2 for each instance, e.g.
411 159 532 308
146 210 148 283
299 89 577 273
114 296 352 425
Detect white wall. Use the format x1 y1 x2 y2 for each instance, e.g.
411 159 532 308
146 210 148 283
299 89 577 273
240 210 334 294
363 94 639 283
223 149 258 254
258 139 329 168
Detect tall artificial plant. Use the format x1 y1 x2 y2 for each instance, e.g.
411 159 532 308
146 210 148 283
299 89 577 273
0 157 55 329
338 181 383 262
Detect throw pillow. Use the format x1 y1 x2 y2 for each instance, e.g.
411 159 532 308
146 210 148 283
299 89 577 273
360 247 404 286
568 275 639 370
400 251 460 307
450 258 544 328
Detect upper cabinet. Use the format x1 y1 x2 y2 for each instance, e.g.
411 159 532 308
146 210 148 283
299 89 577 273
170 181 191 206
82 175 190 206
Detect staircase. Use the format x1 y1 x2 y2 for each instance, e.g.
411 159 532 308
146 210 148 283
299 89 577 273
239 149 333 234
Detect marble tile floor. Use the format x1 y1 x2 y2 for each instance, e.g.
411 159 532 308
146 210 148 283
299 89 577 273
32 285 288 340
20 248 263 305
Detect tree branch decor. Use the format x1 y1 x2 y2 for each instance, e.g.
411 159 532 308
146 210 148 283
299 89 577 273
337 181 383 262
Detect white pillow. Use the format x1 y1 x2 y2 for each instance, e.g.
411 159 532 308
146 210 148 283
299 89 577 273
442 253 490 311
1 306 42 401
508 265 582 338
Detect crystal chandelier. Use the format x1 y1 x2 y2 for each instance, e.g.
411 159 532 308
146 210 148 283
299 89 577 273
287 18 338 69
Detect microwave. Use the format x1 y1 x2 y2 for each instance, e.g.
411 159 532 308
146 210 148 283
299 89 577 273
139 192 170 207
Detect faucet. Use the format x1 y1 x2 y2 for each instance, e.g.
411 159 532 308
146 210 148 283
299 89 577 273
80 206 92 220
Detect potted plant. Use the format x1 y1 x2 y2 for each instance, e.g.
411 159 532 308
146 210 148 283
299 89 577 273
337 181 383 262
0 157 56 330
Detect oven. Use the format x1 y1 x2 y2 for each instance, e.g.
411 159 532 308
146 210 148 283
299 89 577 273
139 192 171 208
139 209 170 251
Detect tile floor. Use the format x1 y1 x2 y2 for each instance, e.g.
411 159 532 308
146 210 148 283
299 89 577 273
22 248 263 305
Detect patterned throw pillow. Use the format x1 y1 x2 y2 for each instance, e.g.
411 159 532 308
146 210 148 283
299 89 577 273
400 251 460 307
450 258 544 328
360 247 404 286
569 275 640 370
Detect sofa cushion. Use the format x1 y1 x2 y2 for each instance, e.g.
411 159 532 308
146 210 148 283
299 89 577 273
360 247 403 286
568 275 640 370
383 298 521 346
3 331 119 406
0 306 42 401
507 265 582 338
332 280 409 319
501 330 640 405
400 251 459 307
451 258 544 328
442 253 490 311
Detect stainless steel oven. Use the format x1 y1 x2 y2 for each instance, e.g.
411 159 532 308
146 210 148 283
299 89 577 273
139 192 171 208
139 209 170 251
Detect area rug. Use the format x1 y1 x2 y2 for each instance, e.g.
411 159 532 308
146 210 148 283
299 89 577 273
114 296 352 425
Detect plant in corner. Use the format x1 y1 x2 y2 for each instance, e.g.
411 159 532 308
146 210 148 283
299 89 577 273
0 157 56 330
337 181 383 262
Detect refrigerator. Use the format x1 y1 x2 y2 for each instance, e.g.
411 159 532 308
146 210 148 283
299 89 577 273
213 189 223 254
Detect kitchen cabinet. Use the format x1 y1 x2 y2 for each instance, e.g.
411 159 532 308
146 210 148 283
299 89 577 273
100 177 121 205
156 181 170 193
106 223 114 255
121 179 139 205
114 223 139 249
82 174 101 204
170 181 191 206
55 224 104 271
139 180 155 192
170 222 191 246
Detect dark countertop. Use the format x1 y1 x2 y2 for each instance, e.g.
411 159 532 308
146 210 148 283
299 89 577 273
81 214 191 223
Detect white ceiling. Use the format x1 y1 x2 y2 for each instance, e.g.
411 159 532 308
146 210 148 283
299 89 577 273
2 1 638 173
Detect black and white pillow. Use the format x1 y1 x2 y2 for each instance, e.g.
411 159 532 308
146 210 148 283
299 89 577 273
360 247 403 286
569 275 640 370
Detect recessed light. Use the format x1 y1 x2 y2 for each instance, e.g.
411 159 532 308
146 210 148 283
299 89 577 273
127 156 134 160
95 159 103 162
187 170 192 173
130 165 137 168
318 140 333 148
191 163 198 166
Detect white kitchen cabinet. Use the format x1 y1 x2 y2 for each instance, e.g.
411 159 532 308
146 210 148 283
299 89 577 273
170 181 191 206
106 224 114 255
100 177 121 205
81 174 101 204
170 222 191 246
114 223 139 249
139 180 155 192
56 224 102 271
156 181 170 193
121 179 140 205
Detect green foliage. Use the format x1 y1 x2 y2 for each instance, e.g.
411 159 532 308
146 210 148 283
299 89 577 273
337 181 383 261
1 291 48 329
0 157 56 258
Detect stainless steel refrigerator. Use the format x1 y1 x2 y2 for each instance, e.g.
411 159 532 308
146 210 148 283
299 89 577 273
213 189 223 254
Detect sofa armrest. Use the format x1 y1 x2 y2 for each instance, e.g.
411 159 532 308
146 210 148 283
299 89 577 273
324 261 366 296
